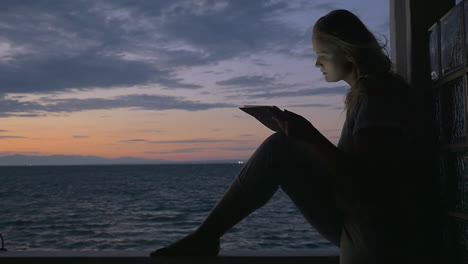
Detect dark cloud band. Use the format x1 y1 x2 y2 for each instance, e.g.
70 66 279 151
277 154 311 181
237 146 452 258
0 0 309 94
0 94 235 117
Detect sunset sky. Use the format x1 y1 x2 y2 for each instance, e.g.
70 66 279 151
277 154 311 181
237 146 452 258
0 0 390 162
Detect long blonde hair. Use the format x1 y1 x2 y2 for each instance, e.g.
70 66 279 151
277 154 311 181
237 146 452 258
313 10 394 111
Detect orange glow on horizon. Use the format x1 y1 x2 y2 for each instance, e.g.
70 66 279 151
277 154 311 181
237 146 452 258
1 105 343 162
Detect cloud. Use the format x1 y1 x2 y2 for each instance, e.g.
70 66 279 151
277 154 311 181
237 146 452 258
145 148 210 154
73 136 89 139
148 138 240 144
0 1 311 94
0 94 235 117
0 94 47 117
331 106 346 110
217 74 309 100
0 130 8 132
296 2 339 12
0 136 26 139
145 146 255 154
223 84 347 101
216 75 277 87
285 103 332 108
0 55 173 93
120 139 149 143
251 58 271 67
248 86 348 99
0 53 205 94
0 151 44 157
121 138 252 150
136 129 164 134
220 146 256 151
154 1 305 62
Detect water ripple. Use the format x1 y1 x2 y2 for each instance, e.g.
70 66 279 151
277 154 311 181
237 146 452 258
0 164 337 251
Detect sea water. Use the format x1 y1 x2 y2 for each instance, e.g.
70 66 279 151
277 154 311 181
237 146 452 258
0 164 335 251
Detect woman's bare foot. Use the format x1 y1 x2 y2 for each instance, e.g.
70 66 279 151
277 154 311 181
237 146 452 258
150 232 220 256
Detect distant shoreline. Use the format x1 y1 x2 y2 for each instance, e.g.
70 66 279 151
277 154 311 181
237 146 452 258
0 162 246 167
0 154 246 167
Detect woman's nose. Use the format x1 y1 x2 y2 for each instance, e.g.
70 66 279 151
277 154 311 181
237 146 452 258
315 59 321 68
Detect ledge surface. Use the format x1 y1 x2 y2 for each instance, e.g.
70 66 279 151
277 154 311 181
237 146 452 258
0 249 340 264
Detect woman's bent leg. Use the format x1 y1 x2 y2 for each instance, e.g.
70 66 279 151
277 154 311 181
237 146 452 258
151 133 283 256
151 132 342 256
229 132 343 245
278 162 343 246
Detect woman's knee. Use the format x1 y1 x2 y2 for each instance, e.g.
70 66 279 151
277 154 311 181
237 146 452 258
262 131 288 147
235 132 290 187
259 131 309 156
247 132 289 162
264 132 324 166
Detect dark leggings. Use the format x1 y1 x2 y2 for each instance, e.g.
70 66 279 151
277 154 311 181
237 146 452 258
232 132 343 246
230 132 442 264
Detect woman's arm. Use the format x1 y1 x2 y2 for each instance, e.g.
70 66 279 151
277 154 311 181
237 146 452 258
274 110 349 183
274 110 408 189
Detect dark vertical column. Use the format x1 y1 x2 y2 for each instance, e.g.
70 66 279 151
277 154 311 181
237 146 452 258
407 0 454 153
390 1 457 263
390 0 454 151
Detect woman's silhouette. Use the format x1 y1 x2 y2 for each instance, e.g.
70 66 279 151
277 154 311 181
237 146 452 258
151 9 442 264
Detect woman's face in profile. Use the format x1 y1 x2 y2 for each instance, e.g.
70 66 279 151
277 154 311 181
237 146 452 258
311 35 353 84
